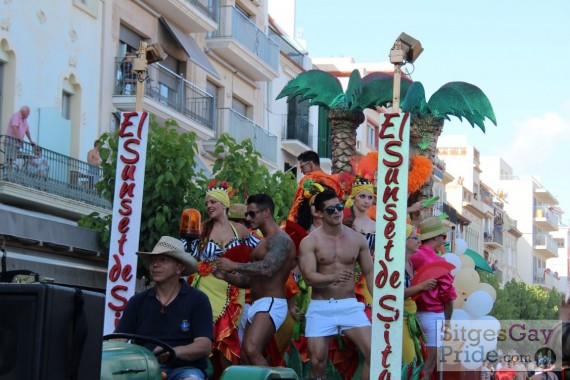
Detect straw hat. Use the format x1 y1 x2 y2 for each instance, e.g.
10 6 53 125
418 216 451 241
228 203 247 220
137 236 197 276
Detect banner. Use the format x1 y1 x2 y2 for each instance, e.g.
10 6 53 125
103 112 149 334
371 112 410 379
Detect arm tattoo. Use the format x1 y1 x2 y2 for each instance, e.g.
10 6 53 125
222 271 250 288
236 235 292 277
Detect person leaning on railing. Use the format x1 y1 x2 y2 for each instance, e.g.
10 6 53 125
5 106 35 168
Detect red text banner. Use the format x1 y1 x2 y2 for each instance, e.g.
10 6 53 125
371 112 410 380
103 112 149 334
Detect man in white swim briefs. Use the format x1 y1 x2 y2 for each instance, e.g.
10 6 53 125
299 189 374 380
214 193 296 365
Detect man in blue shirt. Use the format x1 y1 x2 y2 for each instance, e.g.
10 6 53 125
115 236 213 380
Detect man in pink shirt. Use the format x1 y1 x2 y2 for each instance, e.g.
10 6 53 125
5 106 34 167
409 216 457 380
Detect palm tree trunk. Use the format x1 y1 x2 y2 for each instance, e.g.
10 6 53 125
328 107 364 174
408 115 444 208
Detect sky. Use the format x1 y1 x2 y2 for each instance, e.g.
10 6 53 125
294 0 570 221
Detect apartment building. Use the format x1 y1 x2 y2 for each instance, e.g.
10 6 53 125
480 155 565 290
0 0 317 289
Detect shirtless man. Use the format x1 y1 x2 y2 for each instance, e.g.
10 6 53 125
299 189 373 380
214 193 296 366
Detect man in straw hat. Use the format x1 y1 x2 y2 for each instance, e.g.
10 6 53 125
115 236 214 380
409 216 457 380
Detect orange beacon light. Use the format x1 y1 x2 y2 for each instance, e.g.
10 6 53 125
180 208 201 240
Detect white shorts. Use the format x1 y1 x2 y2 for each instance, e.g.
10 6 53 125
416 311 444 347
247 297 288 331
305 298 370 337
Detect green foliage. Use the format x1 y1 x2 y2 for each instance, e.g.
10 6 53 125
492 279 562 320
79 116 206 254
209 133 297 223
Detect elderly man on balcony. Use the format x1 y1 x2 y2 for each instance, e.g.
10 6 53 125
5 106 35 168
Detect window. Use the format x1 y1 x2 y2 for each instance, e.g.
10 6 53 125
156 55 182 108
366 124 378 149
62 91 71 120
232 97 248 117
0 62 3 127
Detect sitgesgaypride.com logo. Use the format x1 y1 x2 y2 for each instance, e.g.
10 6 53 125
436 319 563 372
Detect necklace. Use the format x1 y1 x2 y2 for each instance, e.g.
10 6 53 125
156 284 179 314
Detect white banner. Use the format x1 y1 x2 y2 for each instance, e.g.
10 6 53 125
103 112 149 334
371 112 410 379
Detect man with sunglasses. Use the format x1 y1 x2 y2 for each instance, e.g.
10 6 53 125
298 189 374 380
213 194 296 366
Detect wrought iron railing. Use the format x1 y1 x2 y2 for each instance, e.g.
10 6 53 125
282 114 312 146
114 58 215 130
218 108 278 163
209 6 279 71
0 136 110 209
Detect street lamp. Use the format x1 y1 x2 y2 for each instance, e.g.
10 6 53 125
133 42 167 112
389 32 423 112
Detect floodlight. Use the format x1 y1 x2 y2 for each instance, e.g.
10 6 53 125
146 43 168 64
396 32 423 63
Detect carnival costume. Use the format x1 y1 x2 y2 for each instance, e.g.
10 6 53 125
182 183 260 365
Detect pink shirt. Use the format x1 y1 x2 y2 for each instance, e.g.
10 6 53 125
409 244 457 313
6 111 29 140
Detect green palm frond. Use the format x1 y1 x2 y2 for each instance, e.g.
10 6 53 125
351 72 413 112
427 82 497 131
344 69 362 110
276 70 344 108
401 81 429 115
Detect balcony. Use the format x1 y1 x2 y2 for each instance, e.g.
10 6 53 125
533 178 558 205
462 188 486 219
203 108 277 165
143 0 219 33
0 137 110 220
113 58 215 141
268 28 306 68
484 230 503 250
533 206 559 231
533 233 559 259
207 5 279 81
281 114 313 156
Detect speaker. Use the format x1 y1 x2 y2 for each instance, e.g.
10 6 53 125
0 283 105 380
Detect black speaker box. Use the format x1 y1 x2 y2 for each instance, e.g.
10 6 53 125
0 283 105 380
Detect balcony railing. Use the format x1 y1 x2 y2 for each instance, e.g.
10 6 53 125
534 205 559 226
484 230 503 245
268 28 306 67
114 58 215 130
534 233 558 253
218 108 278 163
283 114 312 147
184 0 219 21
0 137 110 209
209 6 279 71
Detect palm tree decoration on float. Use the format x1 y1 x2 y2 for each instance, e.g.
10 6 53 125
276 69 412 174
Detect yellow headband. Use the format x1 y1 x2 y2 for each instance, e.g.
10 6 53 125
345 183 375 208
406 224 414 239
207 189 230 208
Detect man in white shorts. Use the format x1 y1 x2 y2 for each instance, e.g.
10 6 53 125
299 190 374 380
214 194 296 366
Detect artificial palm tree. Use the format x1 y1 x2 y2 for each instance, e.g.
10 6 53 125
400 81 497 203
276 69 411 174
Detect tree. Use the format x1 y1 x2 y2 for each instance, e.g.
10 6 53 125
492 279 561 320
276 70 410 174
79 116 207 253
209 133 297 223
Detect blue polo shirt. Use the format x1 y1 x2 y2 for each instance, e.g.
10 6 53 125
115 280 214 371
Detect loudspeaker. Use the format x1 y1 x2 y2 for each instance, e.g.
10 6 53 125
0 283 104 380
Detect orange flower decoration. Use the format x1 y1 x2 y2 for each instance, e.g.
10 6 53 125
198 262 213 276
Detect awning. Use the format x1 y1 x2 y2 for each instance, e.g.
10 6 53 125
0 208 104 256
159 17 220 79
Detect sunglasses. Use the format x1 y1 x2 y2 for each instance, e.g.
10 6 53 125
323 203 344 215
244 208 266 218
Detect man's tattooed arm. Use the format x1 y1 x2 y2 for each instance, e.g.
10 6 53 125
217 270 251 288
236 234 293 277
